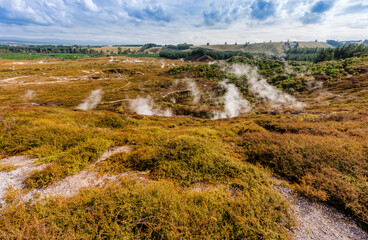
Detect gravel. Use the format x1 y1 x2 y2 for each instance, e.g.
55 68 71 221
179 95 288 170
275 183 368 240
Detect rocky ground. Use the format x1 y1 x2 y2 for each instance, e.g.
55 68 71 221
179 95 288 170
275 182 368 240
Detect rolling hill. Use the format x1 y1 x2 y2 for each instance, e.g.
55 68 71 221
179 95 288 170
195 41 333 55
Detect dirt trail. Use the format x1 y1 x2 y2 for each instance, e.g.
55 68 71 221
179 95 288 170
275 183 368 240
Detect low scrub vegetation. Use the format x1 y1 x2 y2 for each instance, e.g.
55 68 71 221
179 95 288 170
1 54 368 237
239 132 368 225
0 179 292 239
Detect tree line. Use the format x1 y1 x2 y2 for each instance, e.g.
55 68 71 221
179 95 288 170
0 46 103 55
159 48 253 60
286 48 323 61
286 44 368 62
315 44 368 62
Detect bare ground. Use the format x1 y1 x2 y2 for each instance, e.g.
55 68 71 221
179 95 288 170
24 146 144 200
274 181 368 240
0 156 45 207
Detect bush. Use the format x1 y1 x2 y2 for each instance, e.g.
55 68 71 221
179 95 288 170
239 132 368 224
0 179 293 239
26 137 111 188
100 135 254 186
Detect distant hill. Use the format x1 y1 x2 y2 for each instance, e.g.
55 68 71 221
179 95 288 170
194 41 333 56
327 40 368 47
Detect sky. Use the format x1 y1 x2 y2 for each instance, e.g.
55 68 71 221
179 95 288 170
0 0 367 45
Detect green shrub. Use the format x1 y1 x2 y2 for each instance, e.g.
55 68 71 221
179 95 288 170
101 135 254 186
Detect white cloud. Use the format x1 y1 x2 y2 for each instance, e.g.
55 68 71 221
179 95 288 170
0 0 366 44
83 0 99 12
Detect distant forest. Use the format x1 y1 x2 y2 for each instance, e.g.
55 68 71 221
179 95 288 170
2 42 368 63
160 48 254 60
0 45 103 55
287 44 368 62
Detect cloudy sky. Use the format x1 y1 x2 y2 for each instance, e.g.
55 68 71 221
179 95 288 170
0 0 367 45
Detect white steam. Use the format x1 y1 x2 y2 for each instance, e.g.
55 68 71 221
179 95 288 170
130 97 173 117
24 90 36 101
229 65 304 109
187 80 200 103
213 81 252 119
77 89 103 110
160 60 165 68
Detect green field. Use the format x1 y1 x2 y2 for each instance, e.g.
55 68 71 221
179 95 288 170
0 53 101 60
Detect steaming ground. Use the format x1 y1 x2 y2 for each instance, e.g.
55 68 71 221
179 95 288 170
23 90 36 101
213 81 252 119
130 97 173 117
229 64 305 110
0 58 306 119
77 89 103 110
187 80 200 104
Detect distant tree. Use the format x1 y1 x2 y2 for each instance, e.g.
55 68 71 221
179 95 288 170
177 43 193 50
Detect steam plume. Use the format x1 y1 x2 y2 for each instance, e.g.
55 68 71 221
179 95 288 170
24 90 36 101
213 81 252 119
229 65 304 109
130 97 173 117
77 89 103 110
187 80 200 103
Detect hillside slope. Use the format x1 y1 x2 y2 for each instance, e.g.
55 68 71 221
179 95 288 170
196 41 333 55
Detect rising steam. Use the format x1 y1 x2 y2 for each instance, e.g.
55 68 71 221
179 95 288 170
229 65 304 109
187 80 200 103
24 90 36 101
213 81 252 119
130 97 173 117
77 89 103 110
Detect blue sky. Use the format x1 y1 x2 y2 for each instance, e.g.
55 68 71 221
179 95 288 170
0 0 367 45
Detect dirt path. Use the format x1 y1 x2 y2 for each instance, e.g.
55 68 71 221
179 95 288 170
275 183 368 240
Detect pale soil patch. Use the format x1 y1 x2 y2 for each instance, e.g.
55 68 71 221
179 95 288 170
274 180 368 240
0 75 98 86
0 76 27 83
0 156 44 207
25 146 139 200
0 147 150 207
